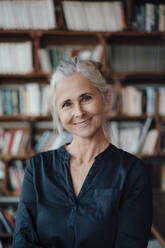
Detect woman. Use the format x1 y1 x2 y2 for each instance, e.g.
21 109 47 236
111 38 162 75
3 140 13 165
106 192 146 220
13 58 152 248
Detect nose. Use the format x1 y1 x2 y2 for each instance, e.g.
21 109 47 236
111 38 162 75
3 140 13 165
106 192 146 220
74 103 85 118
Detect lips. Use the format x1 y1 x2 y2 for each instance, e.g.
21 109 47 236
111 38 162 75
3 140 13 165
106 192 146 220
73 117 92 126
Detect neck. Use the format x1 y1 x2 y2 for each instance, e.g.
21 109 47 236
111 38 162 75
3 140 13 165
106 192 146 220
66 129 110 164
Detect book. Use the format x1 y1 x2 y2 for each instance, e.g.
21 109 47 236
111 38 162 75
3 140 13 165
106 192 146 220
137 117 152 153
10 130 23 155
26 84 40 116
0 211 13 233
160 164 165 191
8 166 21 193
38 49 52 73
141 129 159 155
159 4 165 31
122 86 142 116
159 87 165 115
119 122 141 154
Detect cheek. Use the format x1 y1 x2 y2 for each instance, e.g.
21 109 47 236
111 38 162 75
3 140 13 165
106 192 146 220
58 110 71 126
92 100 104 115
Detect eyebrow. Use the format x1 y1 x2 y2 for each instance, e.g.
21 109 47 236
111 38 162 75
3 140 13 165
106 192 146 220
61 92 93 105
80 92 93 98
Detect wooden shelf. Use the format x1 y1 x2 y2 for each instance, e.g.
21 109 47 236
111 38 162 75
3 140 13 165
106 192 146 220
112 71 165 83
0 72 51 83
0 153 34 161
142 154 165 165
0 233 13 239
104 31 165 45
0 115 52 122
0 196 19 203
107 114 155 121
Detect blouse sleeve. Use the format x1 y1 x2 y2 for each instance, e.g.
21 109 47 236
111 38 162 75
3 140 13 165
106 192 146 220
13 158 43 248
114 159 152 248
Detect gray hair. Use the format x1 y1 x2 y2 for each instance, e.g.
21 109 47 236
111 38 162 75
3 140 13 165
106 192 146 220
50 57 110 139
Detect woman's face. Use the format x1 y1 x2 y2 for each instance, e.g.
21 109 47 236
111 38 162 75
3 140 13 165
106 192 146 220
55 72 104 139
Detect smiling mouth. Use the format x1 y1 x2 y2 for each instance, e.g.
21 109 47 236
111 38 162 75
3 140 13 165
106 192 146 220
74 117 92 125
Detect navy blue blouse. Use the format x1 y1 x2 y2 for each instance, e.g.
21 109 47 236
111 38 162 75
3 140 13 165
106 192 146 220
13 144 152 248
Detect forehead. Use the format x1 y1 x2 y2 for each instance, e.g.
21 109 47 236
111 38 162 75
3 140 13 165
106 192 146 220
55 72 99 102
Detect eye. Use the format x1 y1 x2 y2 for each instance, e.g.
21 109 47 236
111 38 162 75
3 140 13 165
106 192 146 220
62 101 71 108
82 95 92 102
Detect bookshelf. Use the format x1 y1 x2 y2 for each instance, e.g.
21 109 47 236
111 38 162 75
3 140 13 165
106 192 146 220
0 0 165 246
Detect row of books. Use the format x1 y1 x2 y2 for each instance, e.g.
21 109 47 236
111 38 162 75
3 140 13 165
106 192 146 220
0 84 50 116
152 164 165 192
39 45 103 73
107 85 165 116
121 86 157 116
107 45 165 72
62 1 126 31
110 117 159 155
133 3 165 32
0 42 33 74
2 43 165 74
0 0 56 30
7 160 25 194
0 129 29 156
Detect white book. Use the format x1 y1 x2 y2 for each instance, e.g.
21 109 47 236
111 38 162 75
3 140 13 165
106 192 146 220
38 49 52 73
84 2 95 31
41 85 50 116
15 160 25 184
137 117 152 153
0 160 5 179
102 2 115 31
2 131 11 155
62 2 74 30
141 129 159 155
110 121 119 147
65 1 79 30
46 0 56 29
18 86 25 115
119 127 141 154
71 2 89 31
158 4 165 31
146 87 156 115
145 3 155 32
91 45 103 62
26 83 40 116
159 87 165 115
11 129 23 155
0 89 3 115
91 2 106 31
114 2 124 31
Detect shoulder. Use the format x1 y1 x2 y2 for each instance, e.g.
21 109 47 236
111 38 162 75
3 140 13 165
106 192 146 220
26 145 66 172
110 144 149 183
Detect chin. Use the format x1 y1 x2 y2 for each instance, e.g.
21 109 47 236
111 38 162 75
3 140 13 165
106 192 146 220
73 126 102 139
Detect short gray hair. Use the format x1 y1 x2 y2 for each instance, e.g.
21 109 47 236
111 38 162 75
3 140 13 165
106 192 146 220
50 57 110 139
